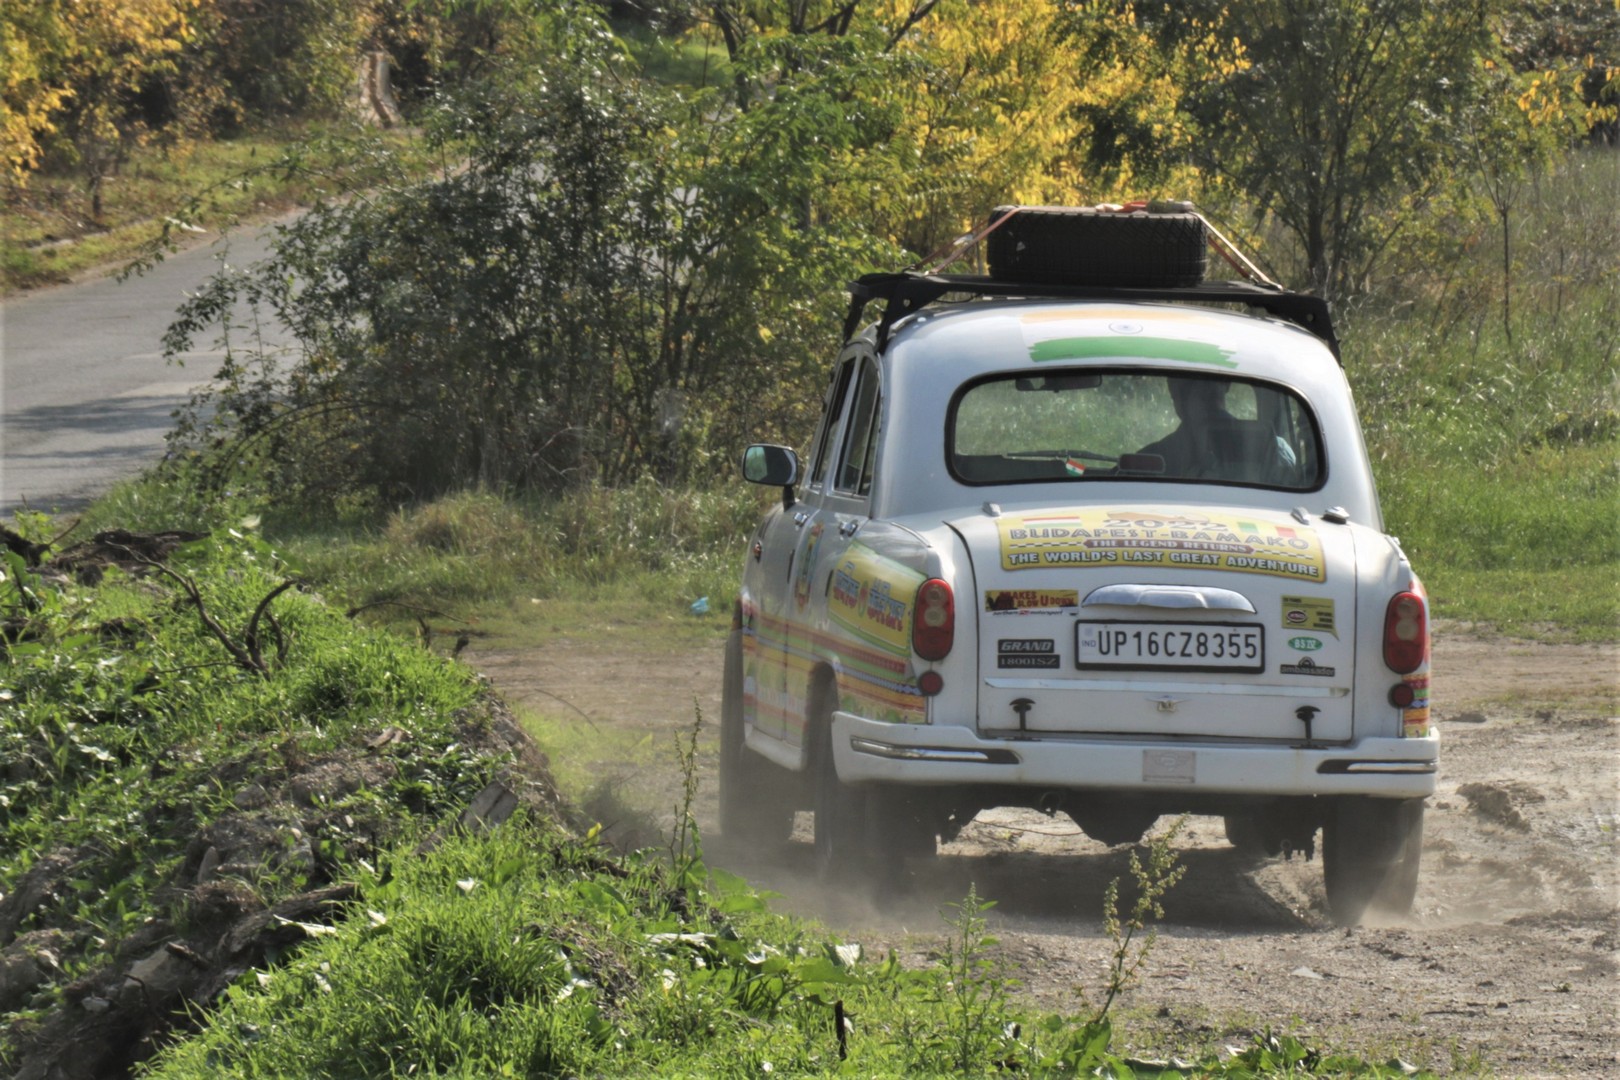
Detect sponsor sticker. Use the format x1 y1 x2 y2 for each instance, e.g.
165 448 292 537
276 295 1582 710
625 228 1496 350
996 508 1326 582
998 638 1055 653
1287 635 1324 652
998 638 1059 669
827 543 925 655
792 522 824 610
984 588 1079 613
1281 595 1337 637
1280 657 1336 677
999 655 1060 669
1401 673 1431 737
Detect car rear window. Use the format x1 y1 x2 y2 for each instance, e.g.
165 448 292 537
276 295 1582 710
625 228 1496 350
949 369 1323 490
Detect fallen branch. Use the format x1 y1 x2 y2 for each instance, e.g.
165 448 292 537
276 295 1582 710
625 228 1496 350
109 543 301 678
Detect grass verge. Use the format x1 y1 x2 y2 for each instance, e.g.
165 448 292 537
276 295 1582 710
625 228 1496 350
1 119 431 294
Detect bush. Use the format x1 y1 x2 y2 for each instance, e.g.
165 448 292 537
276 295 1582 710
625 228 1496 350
160 9 900 508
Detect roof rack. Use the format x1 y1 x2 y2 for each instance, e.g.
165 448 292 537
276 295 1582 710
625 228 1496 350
843 272 1341 363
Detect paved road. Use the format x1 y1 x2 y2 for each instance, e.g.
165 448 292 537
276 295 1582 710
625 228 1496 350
0 226 285 517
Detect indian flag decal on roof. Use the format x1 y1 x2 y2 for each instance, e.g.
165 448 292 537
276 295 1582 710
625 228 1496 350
1026 336 1239 368
997 508 1326 582
1018 311 1243 367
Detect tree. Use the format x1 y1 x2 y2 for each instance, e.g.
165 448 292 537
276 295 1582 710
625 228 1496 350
698 0 941 64
1066 0 1504 300
178 0 368 132
1496 1 1620 144
886 7 1069 253
1 0 197 210
1 2 72 182
161 10 903 502
1461 61 1581 341
675 1 1201 260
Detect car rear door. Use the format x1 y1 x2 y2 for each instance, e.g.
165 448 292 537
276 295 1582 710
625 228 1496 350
782 351 887 746
750 357 856 741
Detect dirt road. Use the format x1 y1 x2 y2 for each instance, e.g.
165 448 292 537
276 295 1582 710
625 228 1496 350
471 629 1619 1077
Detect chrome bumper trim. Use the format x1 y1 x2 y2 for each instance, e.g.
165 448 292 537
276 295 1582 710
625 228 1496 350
1319 761 1438 775
849 737 1020 765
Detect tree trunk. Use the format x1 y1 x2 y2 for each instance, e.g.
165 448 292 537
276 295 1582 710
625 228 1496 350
1500 204 1512 345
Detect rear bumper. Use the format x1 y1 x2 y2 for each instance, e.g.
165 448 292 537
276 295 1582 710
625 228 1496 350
833 712 1438 799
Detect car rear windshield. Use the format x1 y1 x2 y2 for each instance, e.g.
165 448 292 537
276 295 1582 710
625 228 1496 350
950 370 1323 490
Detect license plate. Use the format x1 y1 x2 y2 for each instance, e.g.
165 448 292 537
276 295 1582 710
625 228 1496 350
1077 621 1264 672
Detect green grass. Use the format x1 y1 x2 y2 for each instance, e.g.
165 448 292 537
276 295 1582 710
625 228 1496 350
136 815 1429 1079
255 483 767 642
1375 442 1618 639
616 18 736 91
0 532 488 1000
1344 149 1620 641
515 699 669 807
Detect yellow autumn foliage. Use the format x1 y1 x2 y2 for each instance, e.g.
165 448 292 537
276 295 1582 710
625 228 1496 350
2 0 197 187
688 0 1237 256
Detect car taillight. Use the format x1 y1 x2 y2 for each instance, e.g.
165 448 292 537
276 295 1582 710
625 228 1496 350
913 578 955 661
1383 591 1427 674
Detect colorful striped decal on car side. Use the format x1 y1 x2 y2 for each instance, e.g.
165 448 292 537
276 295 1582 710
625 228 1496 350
743 602 927 730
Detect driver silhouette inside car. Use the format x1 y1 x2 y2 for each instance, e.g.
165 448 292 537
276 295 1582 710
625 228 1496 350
1136 376 1295 483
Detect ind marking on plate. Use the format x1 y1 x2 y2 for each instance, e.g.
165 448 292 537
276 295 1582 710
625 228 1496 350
1143 749 1196 784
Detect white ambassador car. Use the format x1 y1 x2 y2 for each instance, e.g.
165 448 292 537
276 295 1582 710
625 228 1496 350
720 206 1434 925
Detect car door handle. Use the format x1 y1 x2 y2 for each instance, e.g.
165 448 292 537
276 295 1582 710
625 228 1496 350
838 520 860 538
793 512 810 528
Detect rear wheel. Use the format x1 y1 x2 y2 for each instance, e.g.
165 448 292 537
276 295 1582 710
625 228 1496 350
867 788 938 862
811 688 870 881
718 629 793 848
1322 798 1424 926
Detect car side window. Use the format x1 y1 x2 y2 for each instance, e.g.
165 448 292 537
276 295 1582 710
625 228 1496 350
807 358 857 491
835 358 880 497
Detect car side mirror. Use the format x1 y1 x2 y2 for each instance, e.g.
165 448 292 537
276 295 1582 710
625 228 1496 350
742 444 800 508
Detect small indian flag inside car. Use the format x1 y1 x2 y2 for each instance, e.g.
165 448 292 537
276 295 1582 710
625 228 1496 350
1064 458 1087 476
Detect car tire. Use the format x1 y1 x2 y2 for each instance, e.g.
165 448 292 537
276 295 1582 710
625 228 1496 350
810 687 870 882
1322 797 1424 927
867 788 938 862
985 206 1208 288
718 629 793 848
